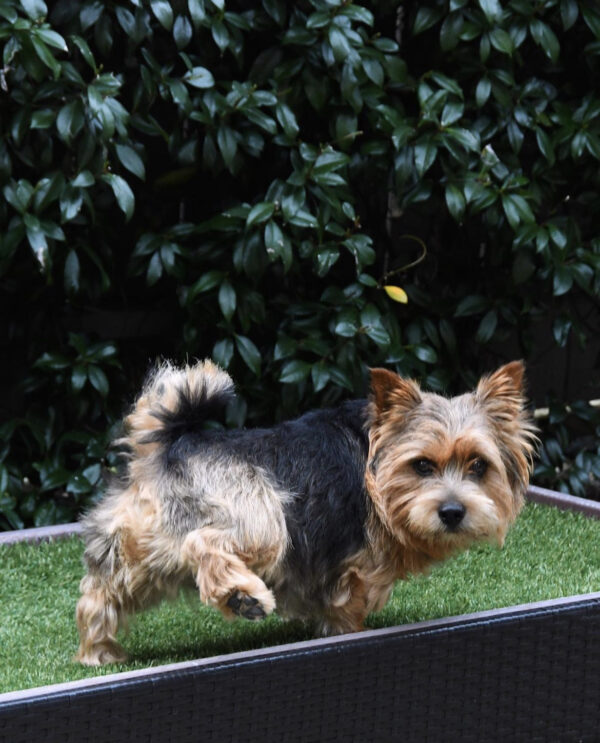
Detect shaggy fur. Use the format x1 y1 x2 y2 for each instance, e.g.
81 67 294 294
76 359 537 665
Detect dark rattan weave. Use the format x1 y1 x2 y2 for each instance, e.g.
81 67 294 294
1 594 599 743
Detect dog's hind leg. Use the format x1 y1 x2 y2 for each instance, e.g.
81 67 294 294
181 527 276 621
75 572 130 666
75 490 179 666
75 549 175 666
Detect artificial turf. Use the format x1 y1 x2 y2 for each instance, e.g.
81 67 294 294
1 502 599 694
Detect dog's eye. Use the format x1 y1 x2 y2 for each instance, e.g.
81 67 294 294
412 458 435 477
469 457 488 478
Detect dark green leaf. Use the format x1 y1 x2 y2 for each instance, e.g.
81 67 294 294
455 294 489 316
445 183 466 220
535 127 555 165
60 185 83 221
313 149 349 175
24 214 49 270
217 125 238 170
362 59 384 87
275 102 299 139
71 364 87 392
414 140 437 176
211 20 229 52
581 5 600 39
441 100 464 127
553 316 572 346
507 120 524 153
489 28 514 56
413 6 444 35
173 14 193 49
475 309 498 343
328 26 351 62
440 12 463 51
183 66 215 89
213 338 234 369
235 334 261 375
20 0 47 21
102 174 135 220
548 223 567 249
311 361 330 392
146 251 163 285
413 344 438 364
150 0 174 29
115 144 145 180
218 280 236 321
529 19 560 62
264 220 292 271
478 0 501 22
561 0 578 30
88 364 109 396
246 202 275 228
189 270 225 298
72 171 95 188
553 266 573 296
475 77 491 107
280 359 311 384
64 249 80 293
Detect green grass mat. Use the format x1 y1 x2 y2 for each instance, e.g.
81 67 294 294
1 503 599 694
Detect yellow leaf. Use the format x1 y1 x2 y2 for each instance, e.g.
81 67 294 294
384 285 408 303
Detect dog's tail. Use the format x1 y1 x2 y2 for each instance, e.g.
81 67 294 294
122 359 235 457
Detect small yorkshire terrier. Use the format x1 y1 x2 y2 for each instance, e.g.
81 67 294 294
76 359 537 665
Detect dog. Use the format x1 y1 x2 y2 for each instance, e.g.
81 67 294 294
76 359 537 665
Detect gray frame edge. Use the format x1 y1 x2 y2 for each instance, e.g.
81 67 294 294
527 484 600 518
0 522 82 545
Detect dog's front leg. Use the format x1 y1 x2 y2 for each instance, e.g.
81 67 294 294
181 527 276 621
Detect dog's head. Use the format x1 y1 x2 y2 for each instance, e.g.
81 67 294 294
366 362 538 558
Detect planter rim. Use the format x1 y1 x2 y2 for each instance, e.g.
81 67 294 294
1 590 599 707
526 484 600 518
0 521 82 545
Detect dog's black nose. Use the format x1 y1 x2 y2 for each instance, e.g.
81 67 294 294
438 501 466 530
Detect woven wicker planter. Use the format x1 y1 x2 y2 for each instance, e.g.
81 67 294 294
1 485 599 743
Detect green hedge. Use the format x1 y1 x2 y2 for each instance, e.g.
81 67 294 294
1 0 600 528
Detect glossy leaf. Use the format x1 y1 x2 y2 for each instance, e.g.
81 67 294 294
101 174 135 220
235 334 261 375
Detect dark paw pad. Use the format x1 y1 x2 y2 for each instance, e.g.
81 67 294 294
226 591 267 620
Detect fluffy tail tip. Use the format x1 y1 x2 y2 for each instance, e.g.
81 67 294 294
124 359 234 452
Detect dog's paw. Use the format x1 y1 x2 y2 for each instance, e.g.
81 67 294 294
226 591 269 620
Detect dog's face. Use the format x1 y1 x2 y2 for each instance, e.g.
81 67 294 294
366 362 537 558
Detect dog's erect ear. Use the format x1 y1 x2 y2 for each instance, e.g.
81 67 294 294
369 368 422 417
475 361 526 420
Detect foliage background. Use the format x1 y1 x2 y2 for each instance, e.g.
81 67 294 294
1 0 600 529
